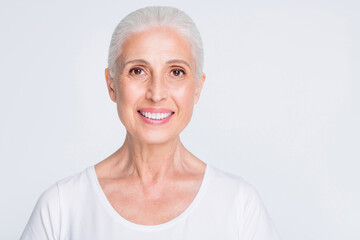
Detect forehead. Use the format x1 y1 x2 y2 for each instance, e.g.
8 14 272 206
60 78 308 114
120 27 195 67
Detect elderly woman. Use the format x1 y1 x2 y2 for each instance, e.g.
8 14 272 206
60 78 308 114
20 6 280 240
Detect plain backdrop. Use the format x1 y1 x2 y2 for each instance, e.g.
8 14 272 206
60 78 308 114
1 0 359 239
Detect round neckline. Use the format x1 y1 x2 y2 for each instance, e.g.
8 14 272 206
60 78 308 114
88 163 212 231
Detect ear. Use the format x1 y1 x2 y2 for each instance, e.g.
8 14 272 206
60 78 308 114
194 73 206 104
105 68 117 103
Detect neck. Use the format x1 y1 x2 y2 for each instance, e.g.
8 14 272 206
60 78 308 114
115 133 186 183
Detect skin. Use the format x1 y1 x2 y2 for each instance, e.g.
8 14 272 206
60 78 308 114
95 27 206 225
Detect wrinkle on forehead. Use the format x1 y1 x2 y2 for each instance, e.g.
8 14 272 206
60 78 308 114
114 27 196 76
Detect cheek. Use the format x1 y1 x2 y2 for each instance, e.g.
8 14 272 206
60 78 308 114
116 82 144 121
172 84 195 115
119 80 145 103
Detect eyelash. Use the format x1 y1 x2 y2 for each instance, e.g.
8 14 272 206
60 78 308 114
170 69 185 77
128 67 186 77
129 67 145 75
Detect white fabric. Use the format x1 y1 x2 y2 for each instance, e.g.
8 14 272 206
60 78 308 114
20 163 281 240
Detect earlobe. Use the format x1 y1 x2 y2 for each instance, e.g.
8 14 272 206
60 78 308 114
194 73 206 104
105 68 117 102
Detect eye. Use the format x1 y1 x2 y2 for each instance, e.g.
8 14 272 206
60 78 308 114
129 67 145 76
171 69 185 77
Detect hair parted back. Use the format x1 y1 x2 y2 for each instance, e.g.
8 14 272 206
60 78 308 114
107 6 204 81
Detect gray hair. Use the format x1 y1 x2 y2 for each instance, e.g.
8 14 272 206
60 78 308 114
107 6 204 81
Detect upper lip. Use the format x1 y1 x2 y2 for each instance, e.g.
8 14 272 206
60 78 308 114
138 108 174 113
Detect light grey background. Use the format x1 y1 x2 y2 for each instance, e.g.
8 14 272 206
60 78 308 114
1 0 359 239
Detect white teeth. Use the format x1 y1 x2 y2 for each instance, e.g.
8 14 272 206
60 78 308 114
139 111 173 120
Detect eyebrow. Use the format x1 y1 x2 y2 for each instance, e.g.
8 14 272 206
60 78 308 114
123 59 191 68
166 59 191 68
123 59 150 67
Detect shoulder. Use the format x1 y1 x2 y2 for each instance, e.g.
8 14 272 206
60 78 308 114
34 166 92 208
209 165 268 211
205 164 266 214
208 164 258 196
20 167 93 239
56 166 93 191
208 165 280 239
29 166 93 217
207 164 272 219
50 166 96 211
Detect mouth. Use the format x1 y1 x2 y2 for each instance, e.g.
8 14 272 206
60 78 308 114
138 110 174 120
137 107 175 125
137 108 175 124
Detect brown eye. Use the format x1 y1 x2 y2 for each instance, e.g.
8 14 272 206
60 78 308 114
130 68 145 75
171 69 185 77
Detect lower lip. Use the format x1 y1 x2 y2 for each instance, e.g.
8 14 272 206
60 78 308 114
137 111 174 125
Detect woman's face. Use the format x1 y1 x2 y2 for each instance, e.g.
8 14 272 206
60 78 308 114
105 27 205 144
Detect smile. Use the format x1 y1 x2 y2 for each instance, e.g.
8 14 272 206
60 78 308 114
137 108 175 125
139 111 174 120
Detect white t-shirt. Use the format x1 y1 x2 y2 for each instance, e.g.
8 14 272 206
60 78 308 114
20 163 280 240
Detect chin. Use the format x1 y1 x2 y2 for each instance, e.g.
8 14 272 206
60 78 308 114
137 131 178 145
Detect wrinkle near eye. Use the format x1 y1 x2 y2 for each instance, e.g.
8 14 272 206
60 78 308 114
174 69 185 76
130 68 144 75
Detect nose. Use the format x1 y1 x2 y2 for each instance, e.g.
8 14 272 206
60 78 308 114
146 74 168 103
